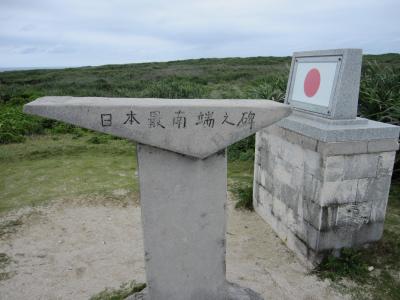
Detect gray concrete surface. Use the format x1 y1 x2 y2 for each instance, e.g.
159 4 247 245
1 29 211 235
136 144 262 299
24 96 291 159
277 111 400 142
254 121 399 266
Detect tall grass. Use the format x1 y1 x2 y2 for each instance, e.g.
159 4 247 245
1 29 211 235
359 61 400 125
0 56 399 159
358 62 400 178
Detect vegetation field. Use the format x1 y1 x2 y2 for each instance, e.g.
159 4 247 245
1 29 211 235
1 54 400 299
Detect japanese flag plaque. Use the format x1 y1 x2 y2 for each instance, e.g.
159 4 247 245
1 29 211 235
286 49 362 119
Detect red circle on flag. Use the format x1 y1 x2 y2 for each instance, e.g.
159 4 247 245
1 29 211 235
304 68 320 97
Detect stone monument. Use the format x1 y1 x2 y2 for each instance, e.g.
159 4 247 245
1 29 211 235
24 96 291 300
253 49 400 266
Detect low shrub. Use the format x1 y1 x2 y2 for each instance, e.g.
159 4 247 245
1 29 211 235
359 61 400 125
313 248 369 283
87 135 110 144
228 135 255 162
233 184 253 210
90 281 146 300
140 78 208 99
0 104 45 144
51 122 77 134
247 75 287 101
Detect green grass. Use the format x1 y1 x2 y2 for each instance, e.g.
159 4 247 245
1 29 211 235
0 132 255 214
227 157 254 184
90 281 146 300
359 61 400 126
0 56 290 150
0 57 291 102
232 184 254 210
227 158 255 210
0 133 137 213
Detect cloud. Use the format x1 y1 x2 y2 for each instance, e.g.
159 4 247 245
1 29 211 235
0 0 399 67
19 46 40 54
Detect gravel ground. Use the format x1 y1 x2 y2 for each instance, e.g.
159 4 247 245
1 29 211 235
0 195 347 300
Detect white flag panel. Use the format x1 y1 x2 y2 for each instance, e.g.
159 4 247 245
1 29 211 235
291 61 338 108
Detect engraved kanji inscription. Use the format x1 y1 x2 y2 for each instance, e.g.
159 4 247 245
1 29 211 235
173 110 186 129
148 111 165 128
221 112 234 126
236 111 255 130
101 114 112 127
124 110 140 125
196 111 215 128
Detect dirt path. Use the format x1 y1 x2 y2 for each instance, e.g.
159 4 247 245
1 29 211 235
0 196 346 300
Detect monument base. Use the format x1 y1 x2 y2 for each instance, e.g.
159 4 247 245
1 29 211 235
128 282 263 300
254 113 399 267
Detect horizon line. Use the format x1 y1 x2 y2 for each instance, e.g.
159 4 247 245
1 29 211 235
1 52 399 72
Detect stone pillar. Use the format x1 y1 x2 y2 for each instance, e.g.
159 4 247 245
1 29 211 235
253 114 399 266
137 145 265 299
137 145 227 299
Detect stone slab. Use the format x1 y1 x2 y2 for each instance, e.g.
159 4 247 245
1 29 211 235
336 202 372 228
24 96 291 159
317 140 368 156
277 111 400 143
343 154 378 179
286 110 368 125
368 139 399 153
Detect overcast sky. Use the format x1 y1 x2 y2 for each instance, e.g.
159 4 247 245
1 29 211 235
0 0 399 68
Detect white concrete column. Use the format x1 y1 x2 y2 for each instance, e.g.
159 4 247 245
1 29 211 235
137 144 227 300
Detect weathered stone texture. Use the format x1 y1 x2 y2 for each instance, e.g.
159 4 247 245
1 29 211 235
138 145 228 300
318 141 368 156
254 124 398 266
368 139 399 153
24 96 291 159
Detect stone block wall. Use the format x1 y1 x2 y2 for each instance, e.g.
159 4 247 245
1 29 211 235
253 124 398 266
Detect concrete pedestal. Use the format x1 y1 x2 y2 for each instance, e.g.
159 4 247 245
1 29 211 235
253 112 400 266
137 144 262 300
